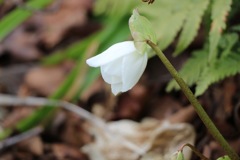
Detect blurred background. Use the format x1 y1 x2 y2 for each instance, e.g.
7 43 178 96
0 0 240 159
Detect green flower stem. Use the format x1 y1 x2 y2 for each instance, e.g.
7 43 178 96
146 40 239 160
180 143 209 160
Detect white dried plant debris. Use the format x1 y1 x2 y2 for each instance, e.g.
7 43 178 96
82 118 196 160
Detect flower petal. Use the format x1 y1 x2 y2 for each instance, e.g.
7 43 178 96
100 58 123 84
121 51 148 91
86 41 136 67
101 58 122 76
111 83 123 95
101 67 121 84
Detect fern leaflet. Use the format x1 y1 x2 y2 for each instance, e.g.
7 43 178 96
195 53 240 96
94 0 139 18
168 32 240 96
209 0 232 61
139 0 191 50
174 0 209 56
219 33 238 57
166 49 208 91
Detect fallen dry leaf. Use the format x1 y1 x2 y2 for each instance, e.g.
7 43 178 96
82 118 195 160
2 107 34 128
81 77 106 102
24 61 74 96
1 0 93 60
234 103 240 131
114 94 142 120
223 78 236 115
37 0 93 47
168 105 196 123
50 143 88 159
110 82 149 120
0 64 34 94
3 27 42 60
17 136 44 156
148 95 182 120
59 112 93 147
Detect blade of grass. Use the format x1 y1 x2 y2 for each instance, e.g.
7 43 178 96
72 18 130 101
42 16 129 65
0 44 88 139
0 16 130 140
18 16 130 131
16 54 87 132
0 0 53 41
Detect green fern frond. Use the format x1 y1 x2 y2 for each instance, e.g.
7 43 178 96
95 0 196 51
174 0 209 56
166 49 208 91
94 0 234 58
139 0 191 50
219 33 238 57
209 0 232 61
94 0 139 18
167 32 240 95
195 53 240 96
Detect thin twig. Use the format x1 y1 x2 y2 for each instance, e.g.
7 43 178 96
0 94 145 155
0 94 106 132
0 126 43 150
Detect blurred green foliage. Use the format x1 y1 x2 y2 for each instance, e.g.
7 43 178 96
0 0 53 41
217 155 230 160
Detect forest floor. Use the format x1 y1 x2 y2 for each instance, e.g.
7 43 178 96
0 0 239 160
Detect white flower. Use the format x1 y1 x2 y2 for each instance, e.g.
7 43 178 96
86 41 148 95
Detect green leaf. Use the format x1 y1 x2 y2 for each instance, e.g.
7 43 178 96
174 0 209 56
231 25 240 32
176 151 185 160
171 151 185 160
94 0 139 18
168 32 240 96
0 0 53 41
219 33 238 57
217 155 231 160
139 0 191 50
209 0 232 61
166 49 208 91
195 53 240 96
129 9 157 53
96 0 235 57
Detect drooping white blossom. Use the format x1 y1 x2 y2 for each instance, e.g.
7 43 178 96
86 9 156 95
86 41 147 95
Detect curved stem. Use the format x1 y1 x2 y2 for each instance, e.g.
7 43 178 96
146 40 239 160
180 143 209 160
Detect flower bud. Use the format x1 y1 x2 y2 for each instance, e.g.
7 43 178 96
129 9 157 54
